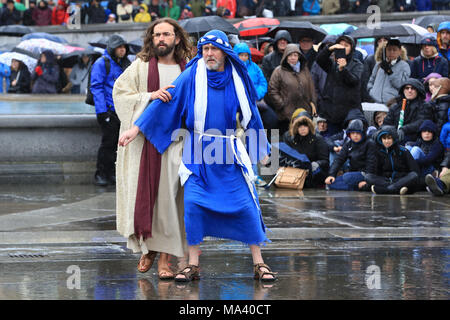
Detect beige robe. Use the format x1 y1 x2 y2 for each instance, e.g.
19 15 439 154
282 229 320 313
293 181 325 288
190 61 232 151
113 58 187 257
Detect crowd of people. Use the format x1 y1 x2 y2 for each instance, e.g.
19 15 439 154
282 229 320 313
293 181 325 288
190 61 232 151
1 0 450 27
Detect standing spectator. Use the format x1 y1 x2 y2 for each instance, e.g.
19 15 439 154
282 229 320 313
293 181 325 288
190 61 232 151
31 50 60 94
8 59 31 93
87 0 106 23
437 22 450 65
368 126 420 195
416 0 432 10
159 0 180 20
33 0 52 25
261 29 292 82
69 54 91 94
361 36 389 102
190 0 205 16
367 38 411 104
352 0 370 13
107 0 119 21
51 0 68 25
395 0 416 11
377 0 394 12
410 36 449 80
90 34 131 186
216 0 236 18
298 36 317 70
429 77 450 132
179 4 193 19
116 0 133 23
267 43 316 135
338 0 350 13
263 0 291 17
302 0 320 15
23 0 37 25
316 35 364 135
322 0 341 15
147 0 160 20
131 0 140 19
106 12 116 22
382 78 432 144
134 3 151 22
0 0 21 25
0 62 10 93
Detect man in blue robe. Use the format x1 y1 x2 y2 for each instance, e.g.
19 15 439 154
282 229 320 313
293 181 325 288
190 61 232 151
118 30 276 282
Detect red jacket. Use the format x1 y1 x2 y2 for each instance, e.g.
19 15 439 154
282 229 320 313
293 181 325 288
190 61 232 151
51 0 68 25
216 0 236 18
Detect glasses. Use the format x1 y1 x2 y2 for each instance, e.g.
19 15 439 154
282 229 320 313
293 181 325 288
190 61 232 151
152 32 175 38
404 86 416 91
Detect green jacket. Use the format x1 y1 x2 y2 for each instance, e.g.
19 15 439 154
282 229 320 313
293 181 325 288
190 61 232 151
160 1 180 20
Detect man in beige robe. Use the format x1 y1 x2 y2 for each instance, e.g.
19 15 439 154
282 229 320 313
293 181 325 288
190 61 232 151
113 18 192 279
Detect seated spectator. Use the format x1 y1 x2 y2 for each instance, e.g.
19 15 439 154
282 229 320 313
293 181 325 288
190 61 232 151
407 120 444 190
395 0 416 11
0 0 21 25
383 78 432 144
281 109 329 188
134 3 150 22
52 0 69 25
373 111 387 130
23 0 37 25
8 59 31 93
410 36 449 81
179 4 193 19
316 116 332 139
316 35 364 135
367 38 411 104
425 148 450 196
117 0 133 23
33 0 52 26
267 43 316 135
159 0 180 20
368 126 419 194
424 72 442 102
107 0 119 21
31 50 60 94
429 77 450 132
87 0 106 23
324 118 376 191
69 54 91 94
107 13 116 23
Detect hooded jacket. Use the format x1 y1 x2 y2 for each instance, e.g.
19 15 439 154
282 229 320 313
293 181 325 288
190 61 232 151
316 35 364 126
233 43 267 101
328 118 376 177
87 1 106 24
32 1 52 26
427 77 450 131
261 30 292 82
31 50 59 94
51 0 69 25
90 35 131 114
267 43 316 121
410 120 444 169
367 44 411 104
437 21 450 63
410 45 449 80
134 3 151 23
372 125 420 179
383 78 432 142
8 60 31 94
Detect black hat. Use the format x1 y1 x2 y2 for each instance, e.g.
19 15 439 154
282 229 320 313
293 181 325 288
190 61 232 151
386 38 401 48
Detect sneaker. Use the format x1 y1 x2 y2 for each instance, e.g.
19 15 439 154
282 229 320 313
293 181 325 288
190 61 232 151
371 185 391 194
255 176 267 188
94 174 109 186
425 174 444 196
399 187 408 195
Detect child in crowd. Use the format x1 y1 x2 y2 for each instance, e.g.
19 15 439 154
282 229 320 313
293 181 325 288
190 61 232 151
324 118 376 191
367 126 419 195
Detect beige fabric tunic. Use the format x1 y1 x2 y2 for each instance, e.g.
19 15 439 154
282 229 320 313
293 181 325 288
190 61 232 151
113 58 187 257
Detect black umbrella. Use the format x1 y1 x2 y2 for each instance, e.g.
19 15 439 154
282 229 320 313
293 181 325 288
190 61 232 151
0 25 34 37
60 48 101 68
179 16 239 39
413 15 450 29
398 32 436 45
349 23 428 41
128 38 143 55
88 36 110 49
11 47 40 59
266 21 327 44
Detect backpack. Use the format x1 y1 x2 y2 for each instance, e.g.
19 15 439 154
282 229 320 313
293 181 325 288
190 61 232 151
85 56 110 106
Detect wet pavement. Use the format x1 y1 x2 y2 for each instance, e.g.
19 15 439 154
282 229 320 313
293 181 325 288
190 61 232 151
0 185 448 300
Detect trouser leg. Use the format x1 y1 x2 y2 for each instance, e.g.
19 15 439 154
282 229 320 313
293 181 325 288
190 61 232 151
96 111 120 178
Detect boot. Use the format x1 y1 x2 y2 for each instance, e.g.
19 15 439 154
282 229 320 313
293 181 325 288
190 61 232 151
94 174 109 186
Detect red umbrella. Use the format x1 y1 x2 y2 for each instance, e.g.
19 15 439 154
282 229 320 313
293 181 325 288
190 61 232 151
250 47 264 64
233 17 280 37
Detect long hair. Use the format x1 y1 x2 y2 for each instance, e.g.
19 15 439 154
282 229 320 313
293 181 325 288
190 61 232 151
137 18 193 63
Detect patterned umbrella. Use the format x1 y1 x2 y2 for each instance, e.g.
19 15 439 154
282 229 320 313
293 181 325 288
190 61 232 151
16 38 72 56
0 51 37 73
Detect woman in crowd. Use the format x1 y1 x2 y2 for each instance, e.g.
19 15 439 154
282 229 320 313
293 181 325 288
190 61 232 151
8 59 31 94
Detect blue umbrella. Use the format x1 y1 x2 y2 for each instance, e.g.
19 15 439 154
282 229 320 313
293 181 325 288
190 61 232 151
320 23 357 36
22 32 68 44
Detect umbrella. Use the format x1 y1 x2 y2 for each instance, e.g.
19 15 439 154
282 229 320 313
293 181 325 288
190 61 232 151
0 51 37 73
22 32 69 44
0 25 34 37
179 16 239 39
89 36 110 49
11 47 40 59
60 48 101 68
266 21 327 44
233 18 280 37
16 38 72 56
398 31 436 45
250 47 263 63
413 15 450 29
320 23 357 36
128 38 143 55
349 23 428 41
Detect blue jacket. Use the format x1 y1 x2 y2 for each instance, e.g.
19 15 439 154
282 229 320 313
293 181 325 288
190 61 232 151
233 43 267 101
90 49 126 114
410 51 449 80
411 120 444 168
440 108 450 149
0 62 10 93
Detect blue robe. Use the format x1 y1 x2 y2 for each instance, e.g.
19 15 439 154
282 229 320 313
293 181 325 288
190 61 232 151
135 60 269 246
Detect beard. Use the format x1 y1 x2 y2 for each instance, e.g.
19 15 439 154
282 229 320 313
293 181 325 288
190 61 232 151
154 41 176 57
205 57 223 71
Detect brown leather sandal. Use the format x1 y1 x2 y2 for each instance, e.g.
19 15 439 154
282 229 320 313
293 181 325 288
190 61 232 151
174 264 200 282
137 251 157 273
158 268 175 280
253 263 277 282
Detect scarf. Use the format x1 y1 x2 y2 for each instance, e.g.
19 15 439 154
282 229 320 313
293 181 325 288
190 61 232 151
134 56 186 241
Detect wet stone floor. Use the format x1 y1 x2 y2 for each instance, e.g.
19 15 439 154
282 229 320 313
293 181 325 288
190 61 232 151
0 185 448 300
